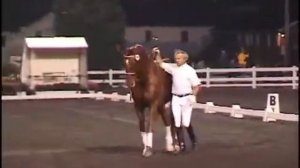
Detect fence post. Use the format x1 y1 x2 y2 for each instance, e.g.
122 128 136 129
108 69 113 86
292 66 297 89
252 66 257 89
206 67 210 88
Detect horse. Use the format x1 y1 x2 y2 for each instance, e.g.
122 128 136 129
123 44 178 157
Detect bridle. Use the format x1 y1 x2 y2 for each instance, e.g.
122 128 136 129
123 48 169 88
124 54 140 88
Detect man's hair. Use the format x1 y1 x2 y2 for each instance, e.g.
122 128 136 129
174 49 189 59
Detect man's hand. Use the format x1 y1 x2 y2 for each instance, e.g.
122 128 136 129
152 47 160 54
153 47 163 65
192 85 201 96
189 95 197 104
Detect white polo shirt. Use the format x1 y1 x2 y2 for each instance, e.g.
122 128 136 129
161 63 201 95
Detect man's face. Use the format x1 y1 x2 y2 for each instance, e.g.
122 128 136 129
174 53 187 66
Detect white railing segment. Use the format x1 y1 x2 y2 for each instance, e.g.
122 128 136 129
2 91 298 123
87 66 299 89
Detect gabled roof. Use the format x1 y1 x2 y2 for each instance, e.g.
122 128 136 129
25 37 88 49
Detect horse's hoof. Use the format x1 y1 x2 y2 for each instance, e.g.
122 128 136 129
172 149 180 155
172 145 180 155
165 144 174 152
142 146 153 158
174 144 180 151
143 151 152 157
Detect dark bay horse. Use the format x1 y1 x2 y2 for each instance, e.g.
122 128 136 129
123 44 177 157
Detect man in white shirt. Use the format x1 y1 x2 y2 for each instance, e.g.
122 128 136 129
155 48 201 152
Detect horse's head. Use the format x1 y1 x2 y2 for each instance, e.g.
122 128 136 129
123 44 149 87
123 44 149 73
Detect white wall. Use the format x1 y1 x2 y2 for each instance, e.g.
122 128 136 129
29 51 80 85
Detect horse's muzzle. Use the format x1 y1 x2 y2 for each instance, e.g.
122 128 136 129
126 75 136 88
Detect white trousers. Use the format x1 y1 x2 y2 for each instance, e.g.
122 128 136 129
171 95 193 127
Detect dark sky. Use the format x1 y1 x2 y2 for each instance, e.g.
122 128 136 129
2 0 298 32
2 0 54 31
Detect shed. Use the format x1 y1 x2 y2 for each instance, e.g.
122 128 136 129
20 37 88 90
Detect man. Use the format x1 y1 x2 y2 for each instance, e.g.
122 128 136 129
237 48 249 68
155 48 201 152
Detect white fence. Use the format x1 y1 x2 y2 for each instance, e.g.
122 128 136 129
2 66 299 124
2 91 298 123
88 66 299 89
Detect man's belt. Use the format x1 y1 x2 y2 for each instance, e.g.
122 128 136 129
172 93 192 97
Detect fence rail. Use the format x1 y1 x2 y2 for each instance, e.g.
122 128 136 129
2 91 298 123
88 66 299 89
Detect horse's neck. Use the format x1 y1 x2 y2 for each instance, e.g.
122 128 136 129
136 63 149 78
135 58 151 82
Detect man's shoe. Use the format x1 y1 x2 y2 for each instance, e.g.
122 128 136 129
192 142 198 151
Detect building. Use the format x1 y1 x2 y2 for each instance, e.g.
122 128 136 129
278 21 299 66
21 37 88 90
124 26 213 59
2 12 214 67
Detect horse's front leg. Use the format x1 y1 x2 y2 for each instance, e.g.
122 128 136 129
135 106 147 155
159 104 173 152
142 104 158 158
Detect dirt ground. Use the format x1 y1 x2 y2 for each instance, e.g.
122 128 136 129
2 95 298 168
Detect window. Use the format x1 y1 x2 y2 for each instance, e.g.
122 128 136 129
255 34 260 46
245 33 254 47
145 30 152 42
181 30 189 43
266 33 271 47
2 36 6 46
237 34 243 45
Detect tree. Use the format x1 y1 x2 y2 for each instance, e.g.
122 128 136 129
53 0 126 70
2 63 20 76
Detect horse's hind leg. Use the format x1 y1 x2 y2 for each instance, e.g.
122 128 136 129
170 110 180 152
160 104 178 152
